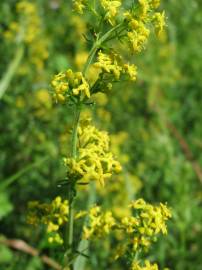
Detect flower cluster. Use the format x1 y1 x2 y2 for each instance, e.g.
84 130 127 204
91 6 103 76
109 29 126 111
71 0 165 96
94 51 137 81
124 0 165 53
82 199 171 258
73 0 87 14
63 1 165 99
83 205 115 238
27 196 68 244
124 199 172 251
153 11 166 36
100 0 121 25
150 0 160 9
51 69 90 103
125 17 150 53
73 0 121 25
73 0 166 52
64 119 122 186
131 260 159 270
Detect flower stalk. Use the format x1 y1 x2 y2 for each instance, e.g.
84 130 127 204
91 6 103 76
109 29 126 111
65 105 81 268
65 24 124 267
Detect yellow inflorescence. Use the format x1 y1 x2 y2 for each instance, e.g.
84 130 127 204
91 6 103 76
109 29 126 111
64 120 122 186
82 199 171 256
100 0 121 25
94 51 137 81
124 0 166 53
139 0 150 20
124 63 138 81
126 19 150 53
153 11 166 36
83 206 115 238
73 0 121 25
131 260 159 270
51 69 90 103
127 199 171 251
94 51 122 79
27 196 68 244
73 0 87 14
72 0 166 54
129 199 172 234
150 0 161 9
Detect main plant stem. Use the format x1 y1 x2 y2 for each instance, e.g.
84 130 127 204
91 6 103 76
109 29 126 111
65 23 125 269
65 106 81 269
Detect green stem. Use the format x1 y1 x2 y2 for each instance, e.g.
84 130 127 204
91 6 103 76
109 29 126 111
98 22 124 45
82 22 124 76
65 22 125 269
83 44 98 76
71 108 81 159
0 46 24 100
65 106 81 269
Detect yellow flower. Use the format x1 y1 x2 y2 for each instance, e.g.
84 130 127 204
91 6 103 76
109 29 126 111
130 199 171 237
73 0 87 14
150 0 161 9
131 260 159 270
129 198 147 209
94 51 138 82
94 51 123 80
81 199 171 261
47 222 59 233
124 0 164 53
27 196 68 245
153 11 166 36
51 69 90 103
83 205 115 239
127 23 150 53
124 64 137 81
100 0 121 25
138 0 150 20
64 120 122 186
48 233 63 244
121 216 139 233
